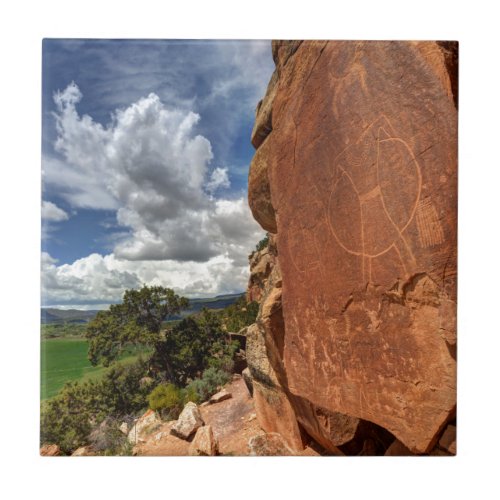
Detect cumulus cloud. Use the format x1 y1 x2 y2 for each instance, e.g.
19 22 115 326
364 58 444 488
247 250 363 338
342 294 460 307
44 83 263 261
42 83 265 304
41 201 69 221
206 167 230 194
41 251 251 307
42 41 274 163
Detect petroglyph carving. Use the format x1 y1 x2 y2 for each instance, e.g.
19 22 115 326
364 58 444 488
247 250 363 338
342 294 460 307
416 198 445 248
247 41 457 454
328 116 421 282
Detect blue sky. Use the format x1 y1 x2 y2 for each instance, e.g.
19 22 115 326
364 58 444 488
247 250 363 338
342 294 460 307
41 39 274 308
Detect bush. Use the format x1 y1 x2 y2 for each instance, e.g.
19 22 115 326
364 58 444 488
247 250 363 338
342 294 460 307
182 384 200 405
40 358 151 455
185 367 231 403
255 234 269 252
147 383 183 418
202 366 231 390
219 297 259 332
249 234 269 258
40 386 93 454
88 417 133 456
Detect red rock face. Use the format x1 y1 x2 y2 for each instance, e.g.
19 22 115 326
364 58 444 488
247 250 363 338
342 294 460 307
248 41 457 453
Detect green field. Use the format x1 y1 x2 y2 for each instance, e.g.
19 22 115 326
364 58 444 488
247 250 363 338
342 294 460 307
41 338 149 400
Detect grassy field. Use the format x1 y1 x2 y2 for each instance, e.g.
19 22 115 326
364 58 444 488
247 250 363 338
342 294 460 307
41 338 150 400
41 322 88 339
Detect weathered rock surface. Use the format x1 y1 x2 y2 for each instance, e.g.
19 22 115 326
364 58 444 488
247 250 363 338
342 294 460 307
128 409 161 445
170 402 204 440
40 444 60 456
242 367 254 396
209 389 232 404
438 424 456 455
247 41 457 454
247 236 277 302
71 445 96 456
250 41 302 150
245 265 306 452
385 439 415 456
188 425 219 456
248 432 295 456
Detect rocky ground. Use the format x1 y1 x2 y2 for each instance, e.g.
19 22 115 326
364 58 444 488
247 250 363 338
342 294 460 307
132 377 323 456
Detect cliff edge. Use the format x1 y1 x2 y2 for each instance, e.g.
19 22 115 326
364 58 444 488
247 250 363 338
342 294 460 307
246 40 457 454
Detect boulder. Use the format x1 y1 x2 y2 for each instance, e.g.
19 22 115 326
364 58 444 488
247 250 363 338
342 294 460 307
209 389 232 404
247 40 457 454
248 145 277 233
154 431 168 442
385 439 415 456
430 447 452 456
251 70 278 150
359 439 378 456
71 445 96 456
119 422 129 435
40 444 60 456
252 379 305 452
188 425 219 456
128 409 161 445
250 41 303 150
248 433 294 456
170 402 204 440
438 425 456 455
294 402 360 449
242 367 253 396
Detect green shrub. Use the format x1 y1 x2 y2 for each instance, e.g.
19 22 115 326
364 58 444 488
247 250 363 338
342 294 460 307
202 367 231 390
147 383 183 418
255 234 269 252
181 384 200 405
185 367 231 403
249 234 270 259
40 358 151 455
219 296 259 332
88 417 133 456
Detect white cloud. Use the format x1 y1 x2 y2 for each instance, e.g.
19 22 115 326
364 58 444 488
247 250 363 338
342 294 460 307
41 251 252 307
41 200 69 221
42 83 265 304
44 83 264 261
206 167 230 193
42 155 118 210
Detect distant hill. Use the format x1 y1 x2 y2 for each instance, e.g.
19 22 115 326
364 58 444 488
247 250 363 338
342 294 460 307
41 292 245 324
166 292 245 320
41 308 100 324
185 293 245 313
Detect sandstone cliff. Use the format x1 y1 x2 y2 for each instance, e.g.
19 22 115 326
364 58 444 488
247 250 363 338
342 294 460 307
246 40 457 455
